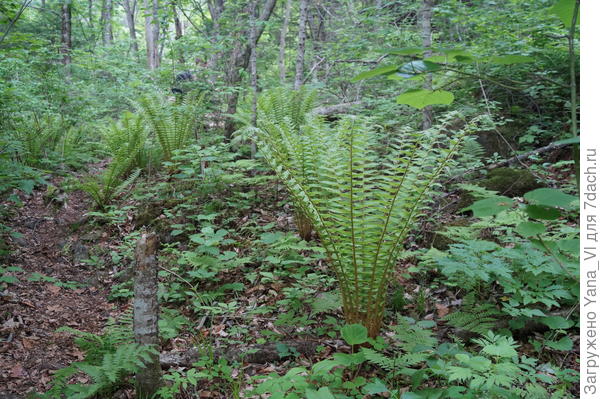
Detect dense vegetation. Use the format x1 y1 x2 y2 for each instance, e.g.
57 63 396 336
0 0 579 398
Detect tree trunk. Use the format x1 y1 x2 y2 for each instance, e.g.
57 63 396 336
133 233 162 397
60 0 72 67
278 0 292 83
88 0 94 32
123 0 139 55
223 0 277 139
294 0 309 90
172 1 184 62
568 0 580 190
206 0 224 84
144 0 160 70
420 0 434 129
307 2 326 84
249 0 258 157
101 0 113 45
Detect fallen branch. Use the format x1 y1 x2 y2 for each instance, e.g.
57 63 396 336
486 140 574 170
159 340 318 367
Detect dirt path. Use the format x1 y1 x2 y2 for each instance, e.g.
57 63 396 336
0 177 114 396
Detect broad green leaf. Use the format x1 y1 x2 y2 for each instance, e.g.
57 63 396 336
488 55 535 64
524 188 578 210
351 65 398 82
524 204 561 220
363 379 388 394
396 89 454 109
546 336 573 351
550 0 580 28
396 60 442 78
541 316 573 330
341 323 368 345
553 136 580 145
463 196 513 217
558 239 579 254
306 387 335 399
516 221 546 237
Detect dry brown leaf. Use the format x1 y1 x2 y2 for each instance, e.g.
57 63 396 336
435 303 450 318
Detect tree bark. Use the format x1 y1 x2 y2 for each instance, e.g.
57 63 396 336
294 0 309 90
206 0 224 83
307 1 326 83
222 0 277 139
569 0 580 190
100 0 113 45
278 0 292 83
172 2 183 39
60 0 72 66
144 0 160 70
249 0 258 157
123 0 139 55
420 0 434 129
133 233 162 397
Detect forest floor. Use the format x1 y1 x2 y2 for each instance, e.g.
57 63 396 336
0 165 122 396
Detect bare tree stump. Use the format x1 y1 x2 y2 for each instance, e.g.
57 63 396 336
133 233 161 397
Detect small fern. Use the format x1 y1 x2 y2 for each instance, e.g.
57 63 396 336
41 310 153 399
81 167 141 211
136 91 205 162
443 293 503 335
41 343 156 399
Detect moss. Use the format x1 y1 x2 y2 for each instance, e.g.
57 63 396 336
430 218 471 250
478 167 543 198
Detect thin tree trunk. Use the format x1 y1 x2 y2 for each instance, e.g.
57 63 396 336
123 0 139 55
133 233 162 398
101 0 113 45
569 0 580 190
223 0 277 139
307 2 325 84
249 0 258 157
206 0 224 83
172 1 184 63
60 0 72 67
144 0 160 70
278 0 292 83
420 0 434 129
294 0 309 90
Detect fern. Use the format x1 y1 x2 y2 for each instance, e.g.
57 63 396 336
57 309 134 363
41 343 156 399
255 101 472 336
444 293 503 335
41 310 153 399
136 91 204 161
81 167 140 211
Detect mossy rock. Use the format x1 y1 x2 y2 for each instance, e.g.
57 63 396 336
478 167 543 198
430 218 471 250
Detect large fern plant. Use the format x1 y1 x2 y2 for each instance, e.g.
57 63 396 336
136 91 204 162
256 111 467 337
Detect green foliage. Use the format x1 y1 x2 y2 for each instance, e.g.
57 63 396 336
81 167 141 211
443 294 503 335
256 104 469 336
40 311 155 399
40 343 156 399
136 91 205 162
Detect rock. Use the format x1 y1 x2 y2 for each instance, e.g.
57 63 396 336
478 167 543 198
475 124 519 157
72 240 89 263
430 218 471 250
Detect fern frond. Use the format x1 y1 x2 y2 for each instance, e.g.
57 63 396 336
443 293 502 335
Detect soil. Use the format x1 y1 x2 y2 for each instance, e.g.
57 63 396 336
0 175 115 396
